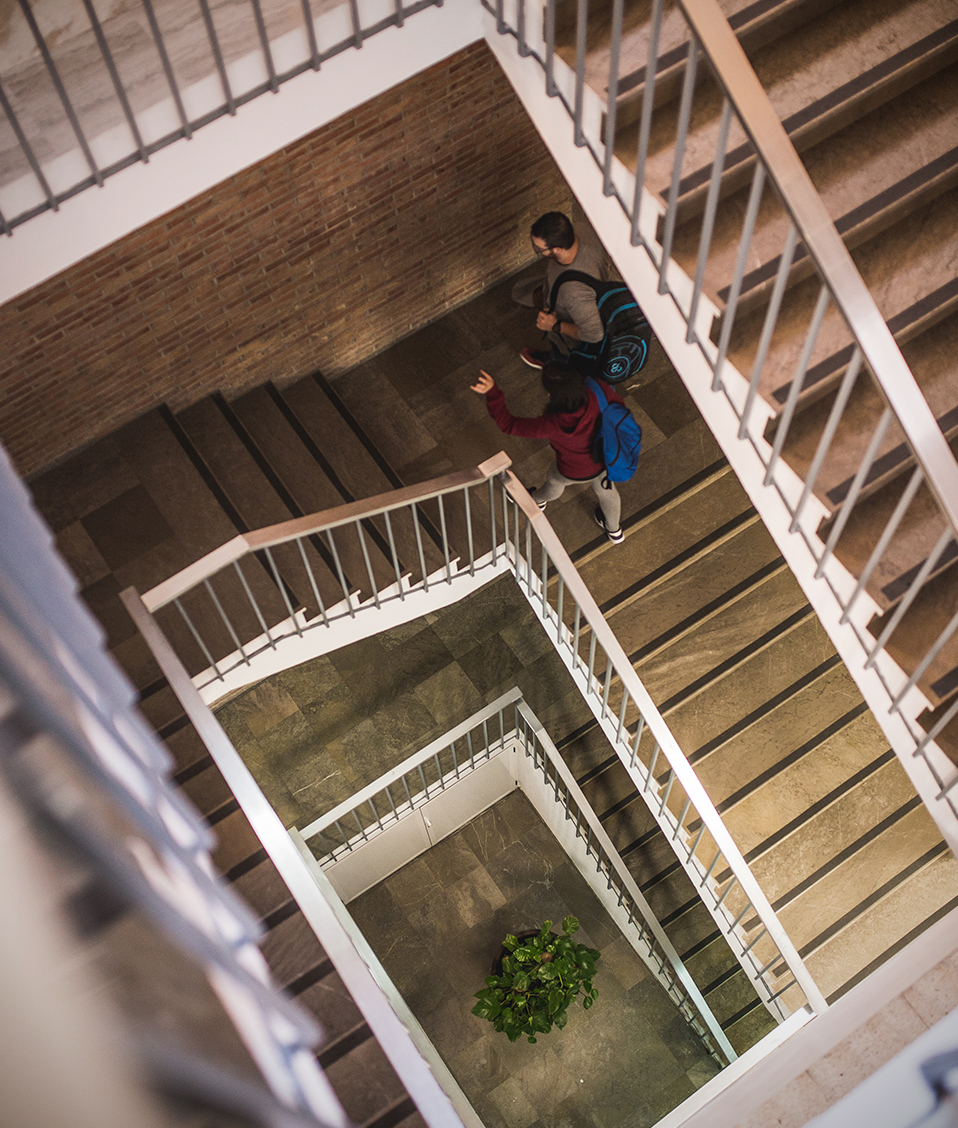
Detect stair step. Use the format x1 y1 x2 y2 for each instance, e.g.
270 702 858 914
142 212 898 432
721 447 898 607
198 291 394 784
177 396 345 616
622 1 958 212
211 806 264 876
671 63 958 319
804 849 958 1001
879 562 958 706
259 909 329 989
322 1036 410 1127
229 385 398 599
280 376 446 580
229 855 294 920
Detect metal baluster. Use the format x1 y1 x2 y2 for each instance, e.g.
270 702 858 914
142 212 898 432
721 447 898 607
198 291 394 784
700 847 722 886
295 538 329 627
140 0 191 136
368 796 382 832
482 718 491 761
233 559 276 649
299 0 320 69
81 0 148 162
203 578 249 665
0 205 8 237
464 486 476 575
739 225 799 439
17 0 102 183
545 0 557 96
646 742 660 788
490 475 499 563
348 0 362 48
381 510 405 598
556 576 565 647
658 769 675 817
525 512 534 589
393 0 404 28
674 796 691 838
324 528 355 615
437 495 452 582
573 0 589 147
174 597 223 680
841 465 924 624
587 631 597 694
384 784 397 821
615 690 628 743
516 0 528 56
602 0 625 195
712 163 765 391
688 821 707 862
417 763 429 801
433 752 443 790
631 715 644 768
687 99 732 343
658 37 699 294
741 926 768 955
495 0 505 36
816 407 893 578
572 603 582 671
263 547 303 636
411 501 429 592
354 521 380 609
729 902 752 931
401 774 413 808
890 597 958 709
764 283 830 481
249 0 278 91
715 876 737 910
333 819 348 850
0 79 57 213
631 0 664 245
353 809 367 841
197 0 236 114
789 348 863 532
600 659 613 719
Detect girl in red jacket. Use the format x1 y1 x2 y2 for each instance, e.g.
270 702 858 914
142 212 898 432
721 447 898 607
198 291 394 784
471 361 624 543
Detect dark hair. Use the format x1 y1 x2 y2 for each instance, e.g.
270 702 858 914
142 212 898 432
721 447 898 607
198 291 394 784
530 211 575 251
541 362 586 413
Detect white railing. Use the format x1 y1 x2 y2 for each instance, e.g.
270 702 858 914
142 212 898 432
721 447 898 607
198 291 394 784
300 687 737 1065
127 455 827 1023
481 0 958 828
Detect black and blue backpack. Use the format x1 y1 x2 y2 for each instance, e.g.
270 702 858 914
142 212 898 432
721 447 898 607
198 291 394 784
549 269 651 385
586 378 642 485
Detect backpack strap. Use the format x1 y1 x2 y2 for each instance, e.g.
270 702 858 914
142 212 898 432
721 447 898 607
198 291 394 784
585 376 607 411
547 269 605 312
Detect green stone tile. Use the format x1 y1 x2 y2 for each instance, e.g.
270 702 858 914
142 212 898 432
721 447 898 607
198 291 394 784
459 633 526 697
412 662 484 730
277 655 343 709
230 679 300 738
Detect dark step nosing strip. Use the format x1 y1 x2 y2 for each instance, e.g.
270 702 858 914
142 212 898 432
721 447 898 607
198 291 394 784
158 713 192 741
658 605 822 717
262 898 299 932
686 651 841 764
207 796 240 827
932 664 958 703
678 20 958 198
225 847 270 884
713 700 873 817
798 842 952 960
661 896 706 929
881 538 958 606
287 957 335 999
361 1095 419 1128
825 892 958 1004
717 146 958 304
701 961 744 997
599 508 756 615
575 753 621 788
681 928 725 963
160 403 252 534
138 675 169 701
316 1022 374 1069
773 276 958 404
630 557 786 665
608 816 663 850
720 996 766 1032
638 858 683 894
769 792 923 911
173 752 214 785
741 748 897 865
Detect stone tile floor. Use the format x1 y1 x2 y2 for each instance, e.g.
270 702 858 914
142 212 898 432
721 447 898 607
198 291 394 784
349 791 721 1128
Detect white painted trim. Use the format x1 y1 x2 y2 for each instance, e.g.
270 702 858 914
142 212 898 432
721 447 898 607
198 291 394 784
0 1 483 306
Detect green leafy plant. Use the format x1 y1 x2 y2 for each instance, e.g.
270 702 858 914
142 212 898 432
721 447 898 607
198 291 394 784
471 915 600 1043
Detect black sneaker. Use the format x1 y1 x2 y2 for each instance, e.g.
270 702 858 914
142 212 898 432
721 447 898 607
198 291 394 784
529 488 547 511
520 348 551 369
594 507 624 544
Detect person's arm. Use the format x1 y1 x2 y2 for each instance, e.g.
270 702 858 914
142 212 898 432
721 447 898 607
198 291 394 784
559 281 605 343
470 371 556 439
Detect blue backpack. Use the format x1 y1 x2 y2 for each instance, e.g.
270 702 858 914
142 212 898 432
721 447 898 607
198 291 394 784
586 378 642 485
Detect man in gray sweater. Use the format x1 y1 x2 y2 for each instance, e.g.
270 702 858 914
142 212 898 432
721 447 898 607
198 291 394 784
515 211 609 369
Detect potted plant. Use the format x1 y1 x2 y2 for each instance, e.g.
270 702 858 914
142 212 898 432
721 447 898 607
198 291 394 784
471 915 600 1043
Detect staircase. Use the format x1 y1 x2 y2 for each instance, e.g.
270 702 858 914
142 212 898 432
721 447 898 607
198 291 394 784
28 267 958 1077
542 0 958 771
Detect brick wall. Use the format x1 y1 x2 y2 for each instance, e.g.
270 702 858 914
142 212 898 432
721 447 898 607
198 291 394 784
0 41 571 478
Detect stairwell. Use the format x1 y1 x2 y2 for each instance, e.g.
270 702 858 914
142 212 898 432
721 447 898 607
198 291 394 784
28 261 957 1105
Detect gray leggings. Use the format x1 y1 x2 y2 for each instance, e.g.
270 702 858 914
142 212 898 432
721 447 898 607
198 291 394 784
537 462 621 532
